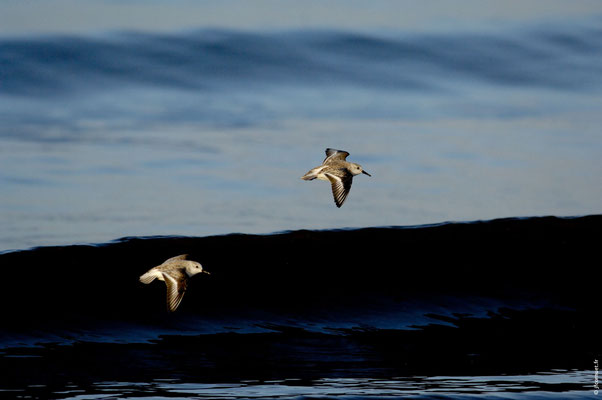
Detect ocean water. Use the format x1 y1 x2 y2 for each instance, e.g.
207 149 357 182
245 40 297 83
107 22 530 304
2 15 602 251
1 216 601 399
1 4 602 399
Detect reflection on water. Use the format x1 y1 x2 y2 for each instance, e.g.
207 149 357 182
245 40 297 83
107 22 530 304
8 371 593 399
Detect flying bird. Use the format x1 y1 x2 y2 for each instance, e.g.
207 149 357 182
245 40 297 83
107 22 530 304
301 148 371 207
139 254 210 312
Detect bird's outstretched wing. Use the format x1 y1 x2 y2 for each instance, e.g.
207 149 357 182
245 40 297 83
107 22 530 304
325 171 353 208
162 272 187 312
163 254 188 264
324 148 350 163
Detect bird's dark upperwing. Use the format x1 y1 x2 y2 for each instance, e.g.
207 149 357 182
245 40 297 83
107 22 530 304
324 148 350 163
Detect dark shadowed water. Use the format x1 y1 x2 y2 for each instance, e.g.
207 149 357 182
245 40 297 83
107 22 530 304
1 216 601 399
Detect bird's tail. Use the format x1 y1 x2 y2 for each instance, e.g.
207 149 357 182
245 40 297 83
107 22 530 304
139 271 157 284
301 167 320 180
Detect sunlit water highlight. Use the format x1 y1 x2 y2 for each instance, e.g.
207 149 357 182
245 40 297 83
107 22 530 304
12 371 594 399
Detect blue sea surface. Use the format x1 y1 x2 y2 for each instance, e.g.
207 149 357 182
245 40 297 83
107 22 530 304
1 15 602 251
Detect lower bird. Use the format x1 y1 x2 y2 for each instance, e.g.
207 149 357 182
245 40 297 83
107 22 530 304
301 148 371 207
139 254 210 312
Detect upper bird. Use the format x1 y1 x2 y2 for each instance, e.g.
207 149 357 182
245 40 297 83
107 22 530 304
139 254 210 312
301 148 371 208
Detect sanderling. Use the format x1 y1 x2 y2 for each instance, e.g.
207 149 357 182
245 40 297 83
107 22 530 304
139 254 210 312
301 148 371 208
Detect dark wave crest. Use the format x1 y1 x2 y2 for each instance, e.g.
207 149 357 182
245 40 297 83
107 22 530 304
1 215 600 397
2 215 599 340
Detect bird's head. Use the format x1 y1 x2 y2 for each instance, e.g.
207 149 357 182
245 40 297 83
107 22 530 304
350 163 371 177
184 261 210 277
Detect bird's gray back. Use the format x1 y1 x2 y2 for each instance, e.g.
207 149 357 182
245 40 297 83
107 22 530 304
158 262 187 277
323 160 352 175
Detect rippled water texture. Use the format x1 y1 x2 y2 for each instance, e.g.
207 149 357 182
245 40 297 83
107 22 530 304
8 372 595 399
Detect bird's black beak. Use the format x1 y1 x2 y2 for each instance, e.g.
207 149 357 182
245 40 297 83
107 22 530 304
362 170 372 177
